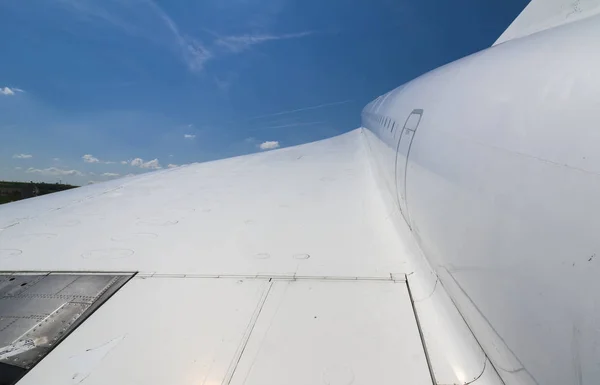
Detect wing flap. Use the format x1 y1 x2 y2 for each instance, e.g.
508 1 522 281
17 276 434 385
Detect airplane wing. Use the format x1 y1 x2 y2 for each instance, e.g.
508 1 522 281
4 1 598 384
494 0 600 45
0 130 481 385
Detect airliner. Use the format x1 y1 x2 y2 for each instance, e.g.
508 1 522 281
0 1 598 384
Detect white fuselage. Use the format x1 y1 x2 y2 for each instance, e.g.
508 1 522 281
362 14 600 385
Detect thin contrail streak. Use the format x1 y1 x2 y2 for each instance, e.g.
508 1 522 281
245 100 352 121
247 121 325 132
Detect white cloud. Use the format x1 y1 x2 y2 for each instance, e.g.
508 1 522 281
140 158 161 169
167 164 178 168
259 141 280 150
53 158 60 161
12 154 33 159
102 172 120 177
26 167 83 176
82 154 100 163
82 154 116 164
127 157 162 169
1 87 24 96
216 32 314 53
184 134 196 139
120 160 128 165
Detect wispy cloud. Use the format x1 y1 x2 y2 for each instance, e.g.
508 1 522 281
52 158 60 161
144 0 212 71
216 31 314 53
13 154 33 159
167 164 178 168
82 154 115 164
27 167 83 176
57 0 212 72
128 158 162 169
1 87 24 96
55 1 312 74
102 172 120 177
259 141 280 150
213 73 238 93
184 134 196 139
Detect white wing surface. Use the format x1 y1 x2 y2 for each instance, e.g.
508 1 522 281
0 130 452 385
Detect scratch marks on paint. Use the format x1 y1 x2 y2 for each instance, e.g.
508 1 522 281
0 249 23 259
567 0 582 18
69 335 125 384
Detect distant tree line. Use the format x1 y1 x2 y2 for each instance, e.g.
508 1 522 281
0 181 78 205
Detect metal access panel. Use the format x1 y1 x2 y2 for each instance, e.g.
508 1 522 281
0 272 132 385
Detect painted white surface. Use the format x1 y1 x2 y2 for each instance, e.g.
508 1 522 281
2 131 458 384
495 0 600 45
16 277 434 385
17 277 270 385
363 13 600 385
0 131 407 279
410 274 489 384
230 280 431 385
362 128 500 385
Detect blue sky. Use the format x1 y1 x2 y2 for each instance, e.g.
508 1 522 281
0 0 528 185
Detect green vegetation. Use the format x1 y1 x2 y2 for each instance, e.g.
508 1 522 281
0 181 78 205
